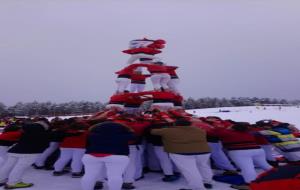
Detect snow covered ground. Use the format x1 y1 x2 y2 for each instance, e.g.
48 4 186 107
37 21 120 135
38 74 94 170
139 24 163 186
7 105 300 190
187 106 300 129
20 168 233 190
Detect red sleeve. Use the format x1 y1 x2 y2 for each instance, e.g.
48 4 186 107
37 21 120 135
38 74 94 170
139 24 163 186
0 131 22 141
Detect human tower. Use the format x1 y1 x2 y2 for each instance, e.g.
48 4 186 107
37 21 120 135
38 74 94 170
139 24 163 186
90 37 189 121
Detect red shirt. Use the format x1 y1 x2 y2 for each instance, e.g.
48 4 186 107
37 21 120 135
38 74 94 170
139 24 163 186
60 130 88 149
151 91 177 102
109 93 132 104
115 64 144 76
166 66 179 77
214 128 261 150
122 47 162 55
130 74 150 84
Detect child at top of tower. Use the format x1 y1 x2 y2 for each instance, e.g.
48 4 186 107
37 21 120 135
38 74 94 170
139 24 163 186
123 38 166 65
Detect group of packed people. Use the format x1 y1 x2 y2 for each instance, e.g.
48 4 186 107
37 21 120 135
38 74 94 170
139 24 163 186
0 38 299 190
0 114 299 190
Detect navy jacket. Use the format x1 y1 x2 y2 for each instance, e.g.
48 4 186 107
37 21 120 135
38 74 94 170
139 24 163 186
86 122 135 156
8 123 50 154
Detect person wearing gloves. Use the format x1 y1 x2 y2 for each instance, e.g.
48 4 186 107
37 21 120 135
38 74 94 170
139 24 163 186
81 121 135 190
151 118 214 190
0 119 50 189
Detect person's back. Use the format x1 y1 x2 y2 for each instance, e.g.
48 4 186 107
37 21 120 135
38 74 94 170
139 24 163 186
214 123 265 152
151 119 214 190
86 122 135 156
0 120 51 189
82 122 135 190
260 123 300 162
9 122 50 154
153 126 210 154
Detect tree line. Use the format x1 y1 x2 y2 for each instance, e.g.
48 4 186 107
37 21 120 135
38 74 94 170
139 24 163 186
0 97 299 117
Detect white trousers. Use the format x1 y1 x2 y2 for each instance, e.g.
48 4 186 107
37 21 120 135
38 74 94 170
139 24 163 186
208 142 236 171
81 154 129 190
130 83 145 93
150 73 171 90
228 149 272 183
54 148 85 173
261 145 276 161
275 148 300 162
126 54 158 65
145 143 161 171
35 142 59 167
122 145 145 182
0 153 39 185
170 153 213 190
167 78 180 92
0 146 9 166
135 144 145 179
115 78 130 93
153 146 173 175
123 145 138 183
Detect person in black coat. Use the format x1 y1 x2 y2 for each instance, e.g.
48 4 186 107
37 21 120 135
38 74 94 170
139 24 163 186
81 121 135 190
0 119 50 189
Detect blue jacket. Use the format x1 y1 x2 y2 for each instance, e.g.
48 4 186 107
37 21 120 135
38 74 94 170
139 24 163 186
86 122 135 156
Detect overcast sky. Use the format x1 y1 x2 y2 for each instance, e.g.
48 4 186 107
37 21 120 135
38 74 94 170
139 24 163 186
1 0 300 105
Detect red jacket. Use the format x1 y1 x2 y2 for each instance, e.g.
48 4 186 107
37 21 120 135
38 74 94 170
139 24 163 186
88 110 118 122
109 93 132 105
123 94 151 108
191 119 215 134
166 66 179 78
115 119 150 144
115 64 144 76
168 109 192 119
152 111 175 124
0 131 22 142
172 94 183 106
143 64 169 74
60 130 88 149
214 128 261 151
122 47 162 55
110 114 144 144
151 91 177 103
130 74 150 84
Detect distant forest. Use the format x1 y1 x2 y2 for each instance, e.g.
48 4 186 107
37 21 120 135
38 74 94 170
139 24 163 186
0 97 299 117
